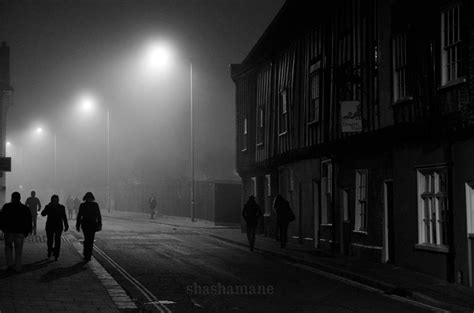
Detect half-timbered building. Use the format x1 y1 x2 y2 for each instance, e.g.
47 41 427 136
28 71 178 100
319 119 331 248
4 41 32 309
231 0 474 285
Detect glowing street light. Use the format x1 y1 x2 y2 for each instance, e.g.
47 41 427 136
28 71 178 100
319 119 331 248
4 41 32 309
35 127 43 134
77 93 111 213
144 40 195 222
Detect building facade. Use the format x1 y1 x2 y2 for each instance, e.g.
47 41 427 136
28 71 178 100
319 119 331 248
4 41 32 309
231 0 474 285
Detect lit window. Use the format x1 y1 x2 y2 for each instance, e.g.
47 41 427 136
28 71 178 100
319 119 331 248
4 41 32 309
417 168 448 246
355 170 368 231
257 106 264 145
242 117 248 151
279 90 288 135
441 5 462 85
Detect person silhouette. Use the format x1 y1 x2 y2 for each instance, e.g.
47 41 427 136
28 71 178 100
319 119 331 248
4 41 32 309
1 192 32 272
66 195 74 220
41 195 69 260
25 191 41 235
149 194 157 219
76 192 102 262
273 194 294 248
242 195 262 251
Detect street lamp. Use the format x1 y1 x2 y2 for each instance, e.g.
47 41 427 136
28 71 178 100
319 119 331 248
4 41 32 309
77 93 111 213
144 41 195 222
33 126 57 191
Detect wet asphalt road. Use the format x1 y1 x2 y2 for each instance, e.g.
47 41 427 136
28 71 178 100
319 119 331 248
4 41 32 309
87 216 435 313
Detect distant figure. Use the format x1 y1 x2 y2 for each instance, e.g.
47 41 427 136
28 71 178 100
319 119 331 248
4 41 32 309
73 196 81 219
41 195 69 260
242 195 262 252
273 194 295 248
76 192 102 262
66 195 74 220
0 192 32 272
148 194 157 219
25 191 41 235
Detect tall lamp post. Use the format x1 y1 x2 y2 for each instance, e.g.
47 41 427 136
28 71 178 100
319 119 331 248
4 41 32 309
78 95 111 212
35 126 57 191
145 42 196 222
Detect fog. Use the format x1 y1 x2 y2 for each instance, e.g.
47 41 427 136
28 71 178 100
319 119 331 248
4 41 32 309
0 0 285 209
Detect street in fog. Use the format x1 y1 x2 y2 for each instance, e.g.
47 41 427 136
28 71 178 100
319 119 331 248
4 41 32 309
82 215 434 313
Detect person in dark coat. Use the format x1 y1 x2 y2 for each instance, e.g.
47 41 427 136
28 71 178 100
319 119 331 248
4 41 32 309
76 192 102 262
25 190 41 235
1 192 32 272
41 195 69 260
273 194 294 248
242 195 262 251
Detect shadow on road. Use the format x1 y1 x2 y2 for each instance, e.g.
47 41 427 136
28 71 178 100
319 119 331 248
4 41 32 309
39 261 88 283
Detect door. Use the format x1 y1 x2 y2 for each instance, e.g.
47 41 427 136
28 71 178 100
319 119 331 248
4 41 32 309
313 181 320 248
383 180 395 263
341 189 351 255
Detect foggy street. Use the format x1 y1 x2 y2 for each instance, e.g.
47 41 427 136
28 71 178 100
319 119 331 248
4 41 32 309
81 215 434 313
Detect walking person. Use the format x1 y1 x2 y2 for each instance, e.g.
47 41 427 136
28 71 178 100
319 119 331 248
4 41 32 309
242 195 262 251
148 194 157 219
25 190 41 235
0 192 32 272
76 192 102 262
73 196 81 219
41 195 69 260
273 194 295 248
66 195 74 220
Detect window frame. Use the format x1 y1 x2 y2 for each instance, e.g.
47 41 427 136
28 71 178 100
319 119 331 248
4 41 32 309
416 167 448 247
241 116 248 152
308 59 322 124
441 4 462 86
256 106 264 146
279 89 289 136
321 160 333 225
392 33 409 102
354 169 368 232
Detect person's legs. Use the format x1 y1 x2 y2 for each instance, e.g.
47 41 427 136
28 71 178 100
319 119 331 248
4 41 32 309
249 226 256 250
46 229 54 257
4 233 14 268
32 215 37 235
53 230 62 259
83 230 95 261
281 222 289 248
13 234 25 271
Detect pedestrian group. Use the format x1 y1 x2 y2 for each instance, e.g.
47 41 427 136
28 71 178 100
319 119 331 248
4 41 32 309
0 191 102 272
242 194 295 251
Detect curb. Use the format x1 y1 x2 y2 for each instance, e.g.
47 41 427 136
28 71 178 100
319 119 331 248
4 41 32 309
207 234 471 313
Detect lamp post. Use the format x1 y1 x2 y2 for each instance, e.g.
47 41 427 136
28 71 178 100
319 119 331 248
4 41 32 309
78 94 111 212
144 42 196 222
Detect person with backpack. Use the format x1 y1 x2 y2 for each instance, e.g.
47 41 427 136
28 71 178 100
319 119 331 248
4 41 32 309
242 195 262 251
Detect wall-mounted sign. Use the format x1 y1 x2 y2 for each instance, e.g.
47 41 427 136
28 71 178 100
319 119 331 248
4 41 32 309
341 100 362 133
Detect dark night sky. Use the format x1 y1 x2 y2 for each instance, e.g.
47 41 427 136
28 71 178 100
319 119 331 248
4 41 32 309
0 0 284 190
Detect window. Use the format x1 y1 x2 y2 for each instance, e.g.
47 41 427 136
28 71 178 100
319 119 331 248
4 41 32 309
257 106 264 145
466 183 474 234
266 174 271 197
441 4 461 85
417 168 448 246
355 170 368 232
393 33 408 101
279 90 288 135
250 176 257 197
309 60 321 123
321 160 332 224
242 117 248 151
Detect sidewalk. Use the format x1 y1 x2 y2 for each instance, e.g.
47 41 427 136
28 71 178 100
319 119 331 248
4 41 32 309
104 210 474 313
0 217 136 313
